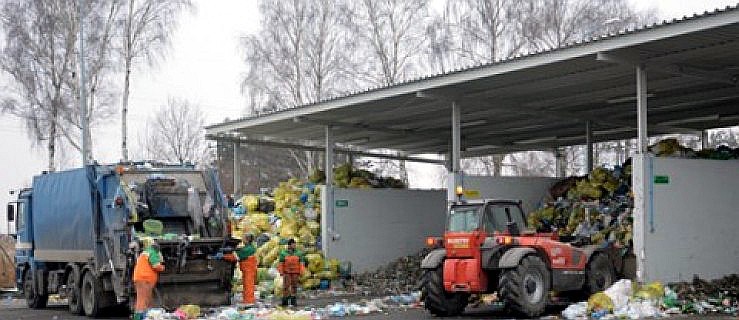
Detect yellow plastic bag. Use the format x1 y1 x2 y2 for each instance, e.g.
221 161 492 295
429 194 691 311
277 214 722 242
273 276 284 298
328 259 341 274
280 218 298 238
268 311 311 320
250 213 271 233
634 281 664 300
305 254 324 273
178 304 200 319
306 221 320 236
587 292 614 312
241 195 259 212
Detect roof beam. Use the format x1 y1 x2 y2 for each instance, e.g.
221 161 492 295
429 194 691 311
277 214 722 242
597 51 739 85
293 116 415 135
206 134 445 164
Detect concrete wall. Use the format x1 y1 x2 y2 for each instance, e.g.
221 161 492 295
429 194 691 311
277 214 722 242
321 176 556 272
464 176 556 213
642 157 739 282
324 188 446 272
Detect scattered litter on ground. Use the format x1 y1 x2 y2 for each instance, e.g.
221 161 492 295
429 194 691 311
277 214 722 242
562 275 738 319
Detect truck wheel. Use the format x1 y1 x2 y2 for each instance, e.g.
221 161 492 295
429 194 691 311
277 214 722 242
499 255 549 318
586 254 614 295
81 272 102 317
67 273 83 315
422 267 468 316
24 271 48 309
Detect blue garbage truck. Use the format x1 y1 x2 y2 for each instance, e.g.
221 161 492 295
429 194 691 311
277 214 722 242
6 163 238 317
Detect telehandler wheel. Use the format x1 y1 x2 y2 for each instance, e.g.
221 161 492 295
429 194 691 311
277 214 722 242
422 267 468 316
499 255 550 318
24 271 48 309
586 254 615 295
82 272 103 317
67 273 84 315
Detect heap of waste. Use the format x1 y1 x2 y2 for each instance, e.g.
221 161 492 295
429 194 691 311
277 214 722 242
563 275 738 319
228 165 408 302
229 178 340 300
651 138 739 160
527 163 634 249
528 139 739 252
308 164 406 189
353 248 432 296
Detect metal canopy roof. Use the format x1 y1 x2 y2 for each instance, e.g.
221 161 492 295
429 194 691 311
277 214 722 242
207 6 739 158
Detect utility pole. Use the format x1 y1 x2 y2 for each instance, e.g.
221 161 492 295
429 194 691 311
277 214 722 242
78 0 91 165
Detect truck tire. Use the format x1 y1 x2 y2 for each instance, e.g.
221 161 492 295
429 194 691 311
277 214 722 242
24 271 48 309
67 273 83 315
499 255 549 318
82 272 103 317
422 267 468 317
586 254 614 295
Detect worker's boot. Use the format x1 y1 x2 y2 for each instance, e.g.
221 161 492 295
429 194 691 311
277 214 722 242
132 312 145 320
280 297 289 307
289 296 297 306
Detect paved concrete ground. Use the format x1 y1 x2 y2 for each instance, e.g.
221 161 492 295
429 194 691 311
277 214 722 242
1 297 736 320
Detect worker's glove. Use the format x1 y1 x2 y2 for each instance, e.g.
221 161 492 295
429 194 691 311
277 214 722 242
214 252 224 260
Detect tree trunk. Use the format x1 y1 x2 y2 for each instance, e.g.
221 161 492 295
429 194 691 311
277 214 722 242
399 160 408 186
48 107 57 172
121 64 131 162
493 154 503 177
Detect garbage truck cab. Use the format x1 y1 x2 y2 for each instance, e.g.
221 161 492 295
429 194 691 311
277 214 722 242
421 199 621 317
8 188 32 291
11 163 238 317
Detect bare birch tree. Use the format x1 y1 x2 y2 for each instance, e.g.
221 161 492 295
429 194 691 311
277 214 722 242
0 0 121 170
241 0 355 177
118 0 192 162
521 0 656 51
345 0 430 184
347 0 430 86
140 97 209 165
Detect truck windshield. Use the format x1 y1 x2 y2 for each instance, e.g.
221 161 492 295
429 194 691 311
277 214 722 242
448 206 481 232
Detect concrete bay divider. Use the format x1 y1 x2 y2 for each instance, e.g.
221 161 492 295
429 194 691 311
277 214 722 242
321 176 556 272
636 157 739 282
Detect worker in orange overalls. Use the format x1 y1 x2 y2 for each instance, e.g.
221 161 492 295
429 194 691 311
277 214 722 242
222 233 257 305
132 241 165 320
278 238 305 307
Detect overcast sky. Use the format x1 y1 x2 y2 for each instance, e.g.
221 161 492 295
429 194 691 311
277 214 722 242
1 0 737 233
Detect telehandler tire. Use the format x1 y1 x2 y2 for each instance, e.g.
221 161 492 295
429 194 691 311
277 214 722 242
422 267 468 316
499 255 550 318
586 254 615 295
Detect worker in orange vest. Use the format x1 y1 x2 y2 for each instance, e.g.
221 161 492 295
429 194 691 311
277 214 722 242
132 241 165 320
221 233 258 305
277 238 305 307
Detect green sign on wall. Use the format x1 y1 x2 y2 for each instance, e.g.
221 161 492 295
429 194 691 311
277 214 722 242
654 175 669 184
335 199 349 208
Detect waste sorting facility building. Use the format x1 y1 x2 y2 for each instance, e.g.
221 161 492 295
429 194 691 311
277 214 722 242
207 6 739 280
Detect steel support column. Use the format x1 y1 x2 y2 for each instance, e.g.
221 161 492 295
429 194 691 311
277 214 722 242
555 148 566 178
633 64 649 283
701 130 710 150
447 101 463 202
637 65 649 153
233 142 240 195
586 121 594 172
323 126 334 257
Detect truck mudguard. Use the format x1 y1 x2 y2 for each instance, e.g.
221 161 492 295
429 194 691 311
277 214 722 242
498 248 537 268
421 249 446 269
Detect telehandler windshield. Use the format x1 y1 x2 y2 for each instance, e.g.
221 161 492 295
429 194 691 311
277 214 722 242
448 205 482 232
